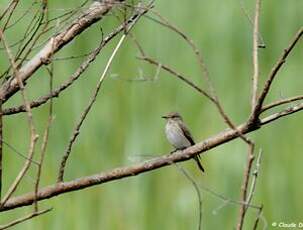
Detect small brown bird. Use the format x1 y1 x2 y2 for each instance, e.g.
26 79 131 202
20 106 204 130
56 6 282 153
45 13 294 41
162 112 205 173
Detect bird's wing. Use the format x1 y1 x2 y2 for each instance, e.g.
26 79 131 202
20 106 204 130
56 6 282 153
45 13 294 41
178 121 195 145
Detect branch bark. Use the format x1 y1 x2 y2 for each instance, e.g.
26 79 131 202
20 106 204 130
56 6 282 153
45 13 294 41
0 0 122 102
2 4 150 116
1 104 302 212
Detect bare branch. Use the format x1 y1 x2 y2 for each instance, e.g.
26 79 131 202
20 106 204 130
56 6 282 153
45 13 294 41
251 27 303 120
240 1 265 48
140 55 253 146
0 1 20 32
253 205 264 230
139 56 215 103
237 143 255 230
0 0 124 102
0 28 38 208
246 149 262 209
261 94 303 112
57 34 127 182
2 9 150 116
237 1 261 229
1 140 39 165
0 106 302 212
147 10 216 97
57 2 152 182
138 12 254 146
34 66 54 212
260 102 303 125
175 164 202 230
251 0 261 110
0 208 52 230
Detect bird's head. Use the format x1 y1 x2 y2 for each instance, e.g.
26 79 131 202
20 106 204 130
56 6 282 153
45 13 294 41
161 112 183 121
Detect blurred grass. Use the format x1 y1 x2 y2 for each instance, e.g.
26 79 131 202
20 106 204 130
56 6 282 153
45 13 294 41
1 0 303 229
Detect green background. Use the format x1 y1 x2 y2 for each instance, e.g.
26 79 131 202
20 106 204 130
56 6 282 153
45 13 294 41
1 0 303 229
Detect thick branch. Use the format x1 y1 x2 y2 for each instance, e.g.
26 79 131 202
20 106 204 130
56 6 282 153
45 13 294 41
1 104 303 212
2 8 149 116
0 0 122 102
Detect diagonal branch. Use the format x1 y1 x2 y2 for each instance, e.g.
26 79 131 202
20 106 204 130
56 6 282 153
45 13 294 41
0 208 52 230
250 27 303 121
138 12 254 147
2 8 150 116
1 103 303 212
0 0 124 102
0 28 38 208
57 2 152 182
261 94 303 112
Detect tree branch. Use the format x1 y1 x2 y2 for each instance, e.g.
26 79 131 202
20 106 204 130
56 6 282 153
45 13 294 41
1 104 302 212
56 1 153 182
0 27 39 208
2 6 150 116
0 0 123 102
261 94 303 112
0 208 52 230
251 0 261 110
250 27 303 120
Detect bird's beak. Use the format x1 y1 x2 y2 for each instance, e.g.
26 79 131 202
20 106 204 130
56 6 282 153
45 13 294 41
161 115 168 119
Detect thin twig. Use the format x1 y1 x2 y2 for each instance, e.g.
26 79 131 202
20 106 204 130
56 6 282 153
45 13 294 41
0 140 39 165
0 1 17 22
15 1 50 70
261 101 303 125
56 2 152 182
237 143 255 230
240 1 265 48
203 185 260 211
0 208 52 230
252 204 264 230
2 9 150 116
57 34 126 182
251 27 303 120
34 65 54 212
0 28 38 208
1 2 37 31
237 1 261 229
175 164 202 230
251 0 261 110
139 55 253 145
148 10 216 97
139 56 215 103
0 0 124 102
261 94 303 112
0 1 20 33
140 12 254 146
246 149 262 209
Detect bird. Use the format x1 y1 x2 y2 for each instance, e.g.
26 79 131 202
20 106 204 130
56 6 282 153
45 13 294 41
162 112 205 173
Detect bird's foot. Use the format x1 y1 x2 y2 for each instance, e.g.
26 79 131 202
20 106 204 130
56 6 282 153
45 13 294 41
170 147 186 154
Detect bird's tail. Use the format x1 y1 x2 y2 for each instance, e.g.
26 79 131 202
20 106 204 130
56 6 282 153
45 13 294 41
194 155 205 173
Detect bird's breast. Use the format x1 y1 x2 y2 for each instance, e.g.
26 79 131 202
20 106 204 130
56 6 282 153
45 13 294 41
165 122 191 149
